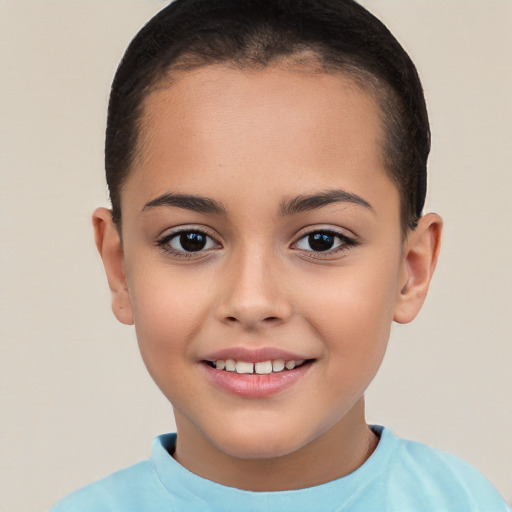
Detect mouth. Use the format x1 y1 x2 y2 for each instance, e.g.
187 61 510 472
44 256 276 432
200 357 316 398
203 358 314 374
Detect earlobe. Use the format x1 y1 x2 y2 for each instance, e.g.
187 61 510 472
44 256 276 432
92 208 134 325
393 213 443 324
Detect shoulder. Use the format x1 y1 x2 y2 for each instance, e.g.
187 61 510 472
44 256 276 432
48 460 168 512
380 427 510 512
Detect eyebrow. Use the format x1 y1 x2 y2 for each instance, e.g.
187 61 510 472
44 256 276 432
279 189 373 216
143 193 227 215
142 189 373 216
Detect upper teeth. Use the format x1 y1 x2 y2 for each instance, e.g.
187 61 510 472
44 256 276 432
214 359 305 374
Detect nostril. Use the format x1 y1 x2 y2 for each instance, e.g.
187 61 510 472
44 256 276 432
224 316 278 323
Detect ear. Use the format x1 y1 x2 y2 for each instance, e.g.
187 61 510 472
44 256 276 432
92 208 133 325
393 213 443 324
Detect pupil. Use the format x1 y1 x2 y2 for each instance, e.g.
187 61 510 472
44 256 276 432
309 233 334 251
180 232 206 252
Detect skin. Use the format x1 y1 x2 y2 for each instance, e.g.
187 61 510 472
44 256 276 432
93 63 442 491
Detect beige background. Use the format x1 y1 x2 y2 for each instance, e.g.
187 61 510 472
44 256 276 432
0 1 511 511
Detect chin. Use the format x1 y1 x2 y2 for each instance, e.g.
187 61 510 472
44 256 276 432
206 420 312 460
216 438 304 460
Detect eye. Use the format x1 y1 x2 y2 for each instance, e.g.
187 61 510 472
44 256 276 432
294 230 355 254
157 229 219 256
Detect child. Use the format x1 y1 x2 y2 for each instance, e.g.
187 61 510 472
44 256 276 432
50 0 510 510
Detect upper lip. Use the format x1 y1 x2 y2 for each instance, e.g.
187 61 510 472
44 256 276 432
201 346 314 363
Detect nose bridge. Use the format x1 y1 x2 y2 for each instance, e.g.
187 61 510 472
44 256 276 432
215 239 292 328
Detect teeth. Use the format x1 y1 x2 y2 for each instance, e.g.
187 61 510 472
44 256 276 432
272 359 285 372
254 361 272 374
212 358 307 373
236 361 254 374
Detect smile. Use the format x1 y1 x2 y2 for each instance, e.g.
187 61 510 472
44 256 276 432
201 357 315 398
206 359 308 374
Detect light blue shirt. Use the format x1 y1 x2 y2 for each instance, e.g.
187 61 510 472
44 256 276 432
49 426 510 511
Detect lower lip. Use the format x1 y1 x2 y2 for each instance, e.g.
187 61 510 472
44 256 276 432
200 361 314 398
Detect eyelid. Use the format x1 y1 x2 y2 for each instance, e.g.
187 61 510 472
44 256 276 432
157 224 220 241
156 225 222 258
293 225 357 243
291 226 359 257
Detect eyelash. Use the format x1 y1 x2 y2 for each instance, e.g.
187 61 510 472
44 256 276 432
156 227 219 260
294 229 358 257
155 227 358 259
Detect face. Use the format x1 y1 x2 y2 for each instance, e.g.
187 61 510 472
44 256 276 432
103 63 429 470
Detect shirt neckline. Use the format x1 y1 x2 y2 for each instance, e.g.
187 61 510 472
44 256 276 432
150 425 395 511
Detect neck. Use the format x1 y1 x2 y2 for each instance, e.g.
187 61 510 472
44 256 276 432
172 398 379 492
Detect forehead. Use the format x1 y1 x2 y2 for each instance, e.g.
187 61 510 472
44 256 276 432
138 63 383 168
123 63 398 222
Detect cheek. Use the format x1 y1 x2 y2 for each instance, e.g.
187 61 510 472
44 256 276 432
127 268 210 367
305 276 396 410
297 254 401 362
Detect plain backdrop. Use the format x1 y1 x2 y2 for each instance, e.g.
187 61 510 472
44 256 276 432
0 1 511 511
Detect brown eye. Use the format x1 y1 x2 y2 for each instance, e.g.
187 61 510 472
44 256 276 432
296 231 344 252
176 232 208 252
163 230 218 253
307 233 336 251
294 229 358 256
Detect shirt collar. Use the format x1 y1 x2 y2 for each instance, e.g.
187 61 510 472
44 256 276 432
150 425 393 512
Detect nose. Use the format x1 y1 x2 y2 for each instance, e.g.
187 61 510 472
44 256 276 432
214 245 293 330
